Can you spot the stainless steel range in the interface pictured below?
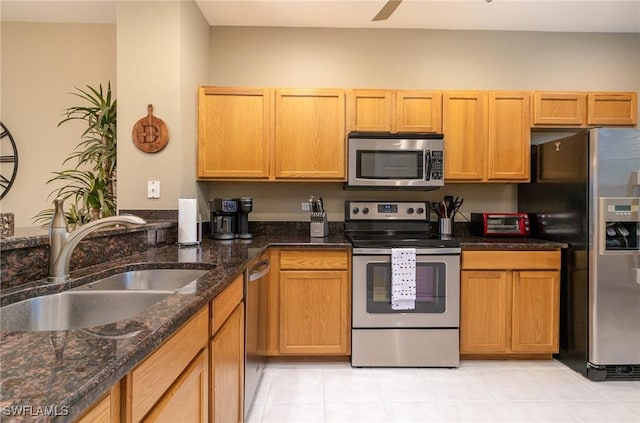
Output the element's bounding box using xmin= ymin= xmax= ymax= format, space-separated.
xmin=345 ymin=201 xmax=461 ymax=368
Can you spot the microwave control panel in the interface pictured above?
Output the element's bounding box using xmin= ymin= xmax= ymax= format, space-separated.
xmin=429 ymin=151 xmax=443 ymax=180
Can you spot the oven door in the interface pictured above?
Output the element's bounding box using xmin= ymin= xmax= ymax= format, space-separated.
xmin=352 ymin=249 xmax=460 ymax=328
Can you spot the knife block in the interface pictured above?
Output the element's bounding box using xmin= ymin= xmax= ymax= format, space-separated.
xmin=310 ymin=212 xmax=329 ymax=238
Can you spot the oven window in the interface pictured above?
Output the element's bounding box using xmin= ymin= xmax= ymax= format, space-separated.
xmin=356 ymin=150 xmax=424 ymax=180
xmin=366 ymin=262 xmax=446 ymax=313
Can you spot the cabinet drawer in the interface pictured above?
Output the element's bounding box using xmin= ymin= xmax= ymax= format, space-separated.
xmin=211 ymin=274 xmax=244 ymax=335
xmin=130 ymin=307 xmax=208 ymax=422
xmin=462 ymin=250 xmax=560 ymax=270
xmin=280 ymin=250 xmax=349 ymax=270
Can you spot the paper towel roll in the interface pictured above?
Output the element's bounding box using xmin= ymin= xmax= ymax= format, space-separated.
xmin=178 ymin=198 xmax=199 ymax=245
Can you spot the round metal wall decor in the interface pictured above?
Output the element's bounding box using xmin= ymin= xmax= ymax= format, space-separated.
xmin=0 ymin=122 xmax=19 ymax=200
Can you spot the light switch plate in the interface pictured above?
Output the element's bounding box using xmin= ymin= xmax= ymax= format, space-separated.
xmin=148 ymin=180 xmax=160 ymax=199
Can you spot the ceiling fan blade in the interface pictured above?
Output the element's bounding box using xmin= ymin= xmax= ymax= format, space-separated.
xmin=372 ymin=0 xmax=402 ymax=21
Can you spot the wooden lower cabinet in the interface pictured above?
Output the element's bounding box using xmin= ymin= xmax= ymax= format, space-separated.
xmin=460 ymin=250 xmax=560 ymax=358
xmin=279 ymin=270 xmax=349 ymax=354
xmin=142 ymin=350 xmax=208 ymax=423
xmin=126 ymin=307 xmax=209 ymax=422
xmin=76 ymin=392 xmax=112 ymax=423
xmin=210 ymin=274 xmax=245 ymax=423
xmin=269 ymin=249 xmax=351 ymax=356
xmin=211 ymin=304 xmax=244 ymax=423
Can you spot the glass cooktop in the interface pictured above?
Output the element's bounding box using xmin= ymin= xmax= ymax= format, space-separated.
xmin=345 ymin=232 xmax=460 ymax=249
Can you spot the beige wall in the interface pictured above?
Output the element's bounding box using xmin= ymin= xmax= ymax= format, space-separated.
xmin=116 ymin=1 xmax=210 ymax=216
xmin=204 ymin=27 xmax=640 ymax=222
xmin=2 ymin=16 xmax=639 ymax=227
xmin=0 ymin=22 xmax=116 ymax=227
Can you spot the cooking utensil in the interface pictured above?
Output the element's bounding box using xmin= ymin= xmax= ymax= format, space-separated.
xmin=132 ymin=104 xmax=169 ymax=153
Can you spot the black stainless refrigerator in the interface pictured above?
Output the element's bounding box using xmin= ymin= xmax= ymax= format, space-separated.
xmin=518 ymin=128 xmax=640 ymax=381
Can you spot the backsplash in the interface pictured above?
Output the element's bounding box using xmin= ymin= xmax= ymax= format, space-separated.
xmin=1 ymin=222 xmax=176 ymax=291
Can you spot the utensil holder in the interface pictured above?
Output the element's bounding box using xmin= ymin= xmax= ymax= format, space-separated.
xmin=439 ymin=217 xmax=453 ymax=236
xmin=310 ymin=212 xmax=329 ymax=238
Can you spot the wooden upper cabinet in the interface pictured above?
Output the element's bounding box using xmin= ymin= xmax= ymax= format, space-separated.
xmin=532 ymin=92 xmax=587 ymax=126
xmin=274 ymin=89 xmax=346 ymax=180
xmin=587 ymin=92 xmax=637 ymax=126
xmin=347 ymin=89 xmax=394 ymax=132
xmin=396 ymin=91 xmax=442 ymax=133
xmin=487 ymin=92 xmax=530 ymax=181
xmin=443 ymin=91 xmax=488 ymax=181
xmin=198 ymin=86 xmax=272 ymax=179
xmin=533 ymin=91 xmax=638 ymax=127
xmin=348 ymin=89 xmax=442 ymax=133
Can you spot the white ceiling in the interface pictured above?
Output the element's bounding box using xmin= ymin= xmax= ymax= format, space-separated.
xmin=2 ymin=0 xmax=639 ymax=33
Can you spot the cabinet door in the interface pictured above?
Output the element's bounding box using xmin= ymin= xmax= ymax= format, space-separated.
xmin=460 ymin=270 xmax=510 ymax=354
xmin=396 ymin=91 xmax=442 ymax=133
xmin=211 ymin=303 xmax=244 ymax=423
xmin=587 ymin=92 xmax=638 ymax=126
xmin=279 ymin=270 xmax=350 ymax=354
xmin=274 ymin=89 xmax=346 ymax=180
xmin=532 ymin=92 xmax=587 ymax=126
xmin=511 ymin=271 xmax=560 ymax=353
xmin=347 ymin=89 xmax=394 ymax=132
xmin=76 ymin=394 xmax=110 ymax=423
xmin=130 ymin=308 xmax=209 ymax=422
xmin=443 ymin=92 xmax=487 ymax=181
xmin=487 ymin=92 xmax=530 ymax=181
xmin=142 ymin=350 xmax=208 ymax=423
xmin=198 ymin=87 xmax=272 ymax=179
xmin=260 ymin=249 xmax=280 ymax=356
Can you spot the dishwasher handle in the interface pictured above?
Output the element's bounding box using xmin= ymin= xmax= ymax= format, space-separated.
xmin=248 ymin=259 xmax=270 ymax=282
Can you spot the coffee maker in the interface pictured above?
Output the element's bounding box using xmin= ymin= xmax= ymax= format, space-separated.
xmin=210 ymin=197 xmax=253 ymax=240
xmin=210 ymin=198 xmax=238 ymax=240
xmin=237 ymin=197 xmax=253 ymax=239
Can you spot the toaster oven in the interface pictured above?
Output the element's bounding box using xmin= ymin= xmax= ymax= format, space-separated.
xmin=470 ymin=213 xmax=530 ymax=237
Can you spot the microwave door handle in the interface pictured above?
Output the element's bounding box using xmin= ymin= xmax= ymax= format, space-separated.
xmin=424 ymin=150 xmax=431 ymax=181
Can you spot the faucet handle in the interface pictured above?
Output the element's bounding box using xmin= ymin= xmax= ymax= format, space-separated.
xmin=50 ymin=197 xmax=68 ymax=230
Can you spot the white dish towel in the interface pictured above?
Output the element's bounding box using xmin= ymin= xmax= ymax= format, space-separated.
xmin=391 ymin=248 xmax=417 ymax=310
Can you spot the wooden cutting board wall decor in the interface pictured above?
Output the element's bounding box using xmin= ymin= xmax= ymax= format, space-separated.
xmin=132 ymin=104 xmax=169 ymax=153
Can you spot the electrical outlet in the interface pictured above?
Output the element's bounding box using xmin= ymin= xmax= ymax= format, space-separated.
xmin=301 ymin=202 xmax=310 ymax=211
xmin=148 ymin=180 xmax=160 ymax=199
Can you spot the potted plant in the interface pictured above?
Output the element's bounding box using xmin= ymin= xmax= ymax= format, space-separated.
xmin=34 ymin=83 xmax=117 ymax=225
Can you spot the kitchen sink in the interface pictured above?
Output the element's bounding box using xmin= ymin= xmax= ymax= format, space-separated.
xmin=0 ymin=290 xmax=172 ymax=332
xmin=0 ymin=269 xmax=211 ymax=332
xmin=74 ymin=269 xmax=209 ymax=292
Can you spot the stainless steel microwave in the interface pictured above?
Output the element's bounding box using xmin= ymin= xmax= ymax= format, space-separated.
xmin=347 ymin=132 xmax=445 ymax=189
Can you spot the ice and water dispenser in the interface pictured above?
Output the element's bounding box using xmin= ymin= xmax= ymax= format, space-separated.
xmin=600 ymin=197 xmax=640 ymax=253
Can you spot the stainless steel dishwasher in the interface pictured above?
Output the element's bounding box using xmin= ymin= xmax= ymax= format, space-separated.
xmin=244 ymin=257 xmax=270 ymax=418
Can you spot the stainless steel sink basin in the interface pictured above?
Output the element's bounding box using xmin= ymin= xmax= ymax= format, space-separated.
xmin=74 ymin=269 xmax=209 ymax=292
xmin=0 ymin=290 xmax=172 ymax=332
xmin=0 ymin=269 xmax=211 ymax=332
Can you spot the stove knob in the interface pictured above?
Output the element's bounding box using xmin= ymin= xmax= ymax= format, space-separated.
xmin=407 ymin=208 xmax=414 ymax=214
xmin=362 ymin=207 xmax=369 ymax=215
xmin=417 ymin=208 xmax=425 ymax=214
xmin=352 ymin=207 xmax=359 ymax=215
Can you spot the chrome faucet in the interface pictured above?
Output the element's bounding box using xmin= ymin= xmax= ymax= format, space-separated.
xmin=48 ymin=198 xmax=147 ymax=283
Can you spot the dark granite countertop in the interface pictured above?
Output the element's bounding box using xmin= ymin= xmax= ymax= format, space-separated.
xmin=457 ymin=235 xmax=567 ymax=250
xmin=0 ymin=233 xmax=349 ymax=422
xmin=0 ymin=227 xmax=563 ymax=422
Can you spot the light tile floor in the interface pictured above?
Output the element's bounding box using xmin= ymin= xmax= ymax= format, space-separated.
xmin=246 ymin=360 xmax=640 ymax=423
